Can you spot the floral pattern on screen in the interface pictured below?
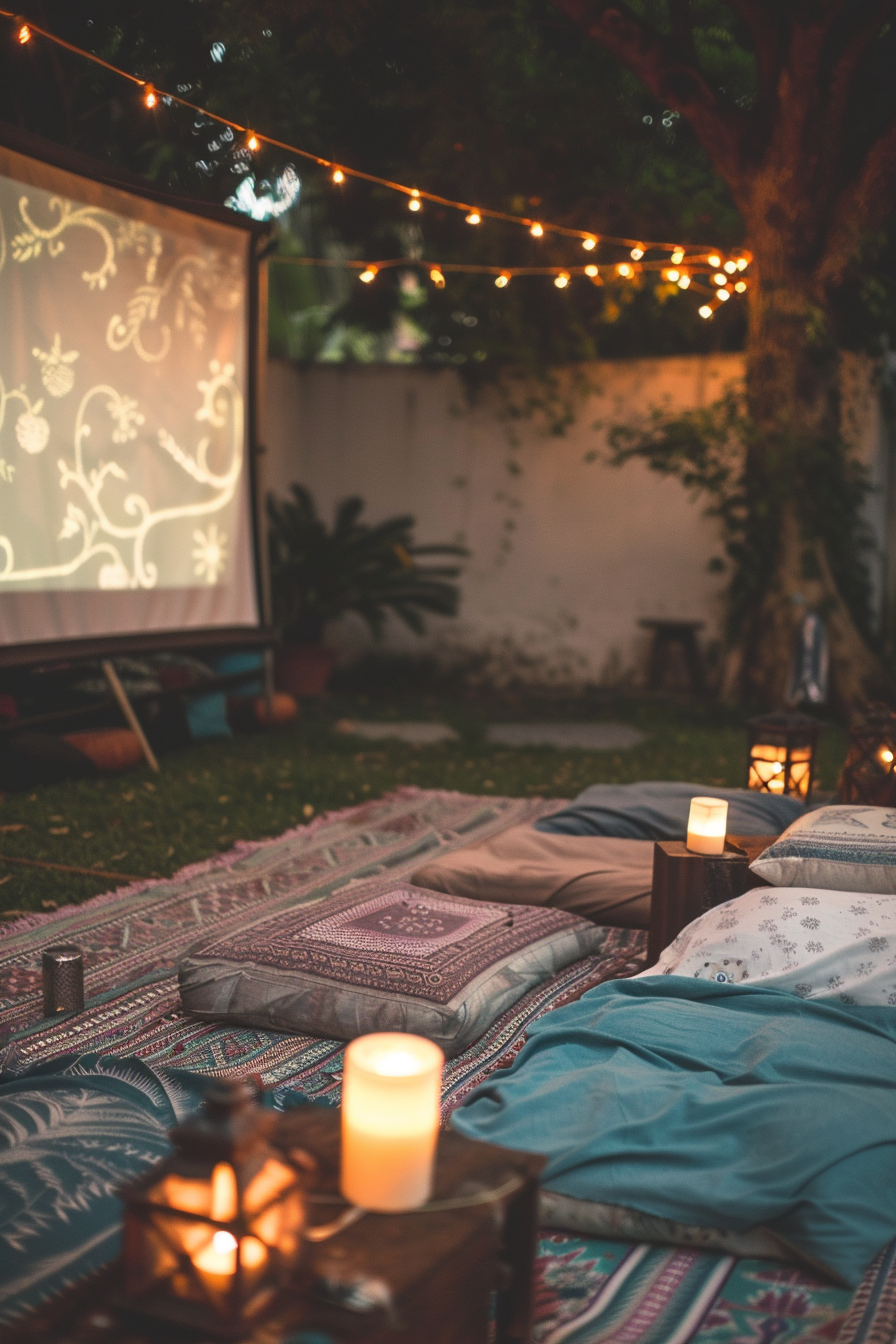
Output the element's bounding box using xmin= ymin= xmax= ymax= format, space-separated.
xmin=0 ymin=149 xmax=248 ymax=593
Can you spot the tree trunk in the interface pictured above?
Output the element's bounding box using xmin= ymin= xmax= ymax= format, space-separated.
xmin=722 ymin=224 xmax=889 ymax=712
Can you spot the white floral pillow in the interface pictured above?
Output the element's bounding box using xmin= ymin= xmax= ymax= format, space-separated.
xmin=642 ymin=886 xmax=896 ymax=1007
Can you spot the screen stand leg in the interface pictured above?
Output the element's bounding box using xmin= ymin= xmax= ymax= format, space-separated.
xmin=263 ymin=645 xmax=275 ymax=719
xmin=101 ymin=659 xmax=160 ymax=774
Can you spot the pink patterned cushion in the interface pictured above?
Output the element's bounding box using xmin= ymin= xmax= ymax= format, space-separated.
xmin=178 ymin=880 xmax=606 ymax=1056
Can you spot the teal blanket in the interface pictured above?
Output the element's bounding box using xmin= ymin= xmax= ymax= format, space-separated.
xmin=451 ymin=978 xmax=896 ymax=1287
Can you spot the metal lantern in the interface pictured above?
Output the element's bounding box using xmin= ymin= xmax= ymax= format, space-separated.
xmin=839 ymin=703 xmax=896 ymax=806
xmin=120 ymin=1077 xmax=314 ymax=1337
xmin=746 ymin=711 xmax=821 ymax=803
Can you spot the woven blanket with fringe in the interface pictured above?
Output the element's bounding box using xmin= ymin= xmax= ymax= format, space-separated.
xmin=1 ymin=789 xmax=894 ymax=1344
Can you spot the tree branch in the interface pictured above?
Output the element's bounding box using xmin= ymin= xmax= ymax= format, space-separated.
xmin=817 ymin=113 xmax=896 ymax=286
xmin=552 ymin=0 xmax=750 ymax=182
xmin=723 ymin=0 xmax=784 ymax=113
xmin=824 ymin=0 xmax=896 ymax=157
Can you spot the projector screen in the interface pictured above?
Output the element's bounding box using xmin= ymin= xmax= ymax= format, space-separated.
xmin=0 ymin=139 xmax=261 ymax=654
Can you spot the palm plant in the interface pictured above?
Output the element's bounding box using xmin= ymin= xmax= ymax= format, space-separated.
xmin=267 ymin=485 xmax=467 ymax=646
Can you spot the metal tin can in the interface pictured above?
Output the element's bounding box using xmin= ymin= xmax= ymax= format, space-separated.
xmin=42 ymin=944 xmax=84 ymax=1016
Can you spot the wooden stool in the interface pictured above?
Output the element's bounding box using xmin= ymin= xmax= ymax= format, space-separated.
xmin=639 ymin=619 xmax=706 ymax=693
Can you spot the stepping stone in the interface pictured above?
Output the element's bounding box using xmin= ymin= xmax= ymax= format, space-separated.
xmin=334 ymin=719 xmax=459 ymax=745
xmin=486 ymin=722 xmax=645 ymax=751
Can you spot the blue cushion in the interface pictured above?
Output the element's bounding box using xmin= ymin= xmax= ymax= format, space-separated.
xmin=185 ymin=690 xmax=232 ymax=740
xmin=535 ymin=781 xmax=804 ymax=840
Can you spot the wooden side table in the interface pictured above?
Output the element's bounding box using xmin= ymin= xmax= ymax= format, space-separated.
xmin=647 ymin=835 xmax=776 ymax=965
xmin=6 ymin=1108 xmax=545 ymax=1344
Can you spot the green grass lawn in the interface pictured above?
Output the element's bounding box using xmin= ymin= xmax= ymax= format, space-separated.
xmin=0 ymin=681 xmax=846 ymax=919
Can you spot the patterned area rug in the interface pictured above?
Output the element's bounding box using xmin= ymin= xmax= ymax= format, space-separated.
xmin=2 ymin=788 xmax=894 ymax=1343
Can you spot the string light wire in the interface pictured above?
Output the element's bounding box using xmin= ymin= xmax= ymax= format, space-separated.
xmin=0 ymin=8 xmax=750 ymax=268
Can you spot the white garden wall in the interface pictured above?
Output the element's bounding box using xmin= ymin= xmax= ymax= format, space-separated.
xmin=262 ymin=353 xmax=889 ymax=686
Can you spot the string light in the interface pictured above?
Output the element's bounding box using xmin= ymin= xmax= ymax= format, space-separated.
xmin=429 ymin=267 xmax=445 ymax=287
xmin=699 ymin=304 xmax=713 ymax=319
xmin=723 ymin=260 xmax=737 ymax=274
xmin=662 ymin=268 xmax=680 ymax=282
xmin=677 ymin=274 xmax=691 ymax=289
xmin=585 ymin=264 xmax=598 ymax=277
xmin=359 ymin=266 xmax=378 ymax=283
xmin=0 ymin=10 xmax=745 ymax=276
xmin=143 ymin=84 xmax=157 ymax=109
xmin=616 ymin=262 xmax=633 ymax=278
xmin=734 ymin=280 xmax=747 ymax=293
xmin=717 ymin=287 xmax=731 ymax=301
xmin=554 ymin=272 xmax=570 ymax=289
xmin=495 ymin=273 xmax=510 ymax=287
xmin=409 ymin=189 xmax=421 ymax=212
xmin=713 ymin=273 xmax=727 ymax=286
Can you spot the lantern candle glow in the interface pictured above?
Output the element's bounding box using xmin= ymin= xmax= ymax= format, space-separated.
xmin=341 ymin=1033 xmax=443 ymax=1212
xmin=686 ymin=797 xmax=729 ymax=854
xmin=746 ymin=713 xmax=820 ymax=802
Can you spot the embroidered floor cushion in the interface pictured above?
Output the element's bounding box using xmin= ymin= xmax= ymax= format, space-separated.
xmin=749 ymin=805 xmax=896 ymax=894
xmin=642 ymin=885 xmax=896 ymax=1006
xmin=178 ymin=880 xmax=606 ymax=1057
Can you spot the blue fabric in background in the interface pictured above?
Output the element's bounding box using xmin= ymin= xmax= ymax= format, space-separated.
xmin=535 ymin=781 xmax=805 ymax=839
xmin=451 ymin=977 xmax=896 ymax=1287
xmin=184 ymin=690 xmax=231 ymax=740
xmin=214 ymin=650 xmax=265 ymax=697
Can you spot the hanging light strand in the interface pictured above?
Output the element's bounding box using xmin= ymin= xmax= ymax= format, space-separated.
xmin=0 ymin=8 xmax=750 ymax=269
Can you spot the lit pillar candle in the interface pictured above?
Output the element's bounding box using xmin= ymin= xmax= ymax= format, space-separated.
xmin=341 ymin=1033 xmax=443 ymax=1212
xmin=686 ymin=797 xmax=728 ymax=855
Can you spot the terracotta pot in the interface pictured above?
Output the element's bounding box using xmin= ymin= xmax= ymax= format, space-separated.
xmin=275 ymin=644 xmax=335 ymax=697
xmin=63 ymin=728 xmax=143 ymax=773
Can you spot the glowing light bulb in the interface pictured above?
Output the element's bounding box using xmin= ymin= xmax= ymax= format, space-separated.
xmin=530 ymin=222 xmax=544 ymax=237
xmin=554 ymin=272 xmax=570 ymax=289
xmin=429 ymin=267 xmax=445 ymax=288
xmin=699 ymin=304 xmax=713 ymax=319
xmin=677 ymin=274 xmax=691 ymax=289
xmin=465 ymin=211 xmax=481 ymax=225
xmin=359 ymin=266 xmax=378 ymax=283
xmin=736 ymin=257 xmax=748 ymax=270
xmin=582 ymin=237 xmax=597 ymax=251
xmin=708 ymin=254 xmax=721 ymax=267
xmin=724 ymin=260 xmax=737 ymax=274
xmin=713 ymin=273 xmax=727 ymax=286
xmin=143 ymin=84 xmax=158 ymax=109
xmin=408 ymin=198 xmax=421 ymax=212
xmin=494 ymin=273 xmax=510 ymax=288
xmin=671 ymin=248 xmax=685 ymax=264
xmin=880 ymin=748 xmax=894 ymax=765
xmin=662 ymin=268 xmax=680 ymax=282
xmin=332 ymin=168 xmax=345 ymax=183
xmin=247 ymin=133 xmax=259 ymax=151
xmin=734 ymin=280 xmax=747 ymax=293
xmin=718 ymin=287 xmax=731 ymax=300
xmin=616 ymin=262 xmax=632 ymax=278
xmin=585 ymin=264 xmax=598 ymax=277
xmin=630 ymin=246 xmax=644 ymax=260
xmin=17 ymin=22 xmax=32 ymax=43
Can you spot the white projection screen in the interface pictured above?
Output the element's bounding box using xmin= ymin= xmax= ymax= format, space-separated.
xmin=0 ymin=136 xmax=264 ymax=660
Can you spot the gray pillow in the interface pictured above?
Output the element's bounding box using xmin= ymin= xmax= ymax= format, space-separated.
xmin=751 ymin=805 xmax=896 ymax=894
xmin=536 ymin=781 xmax=804 ymax=840
xmin=178 ymin=881 xmax=606 ymax=1058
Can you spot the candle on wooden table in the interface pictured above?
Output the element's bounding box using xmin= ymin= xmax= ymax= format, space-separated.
xmin=341 ymin=1033 xmax=443 ymax=1212
xmin=686 ymin=797 xmax=728 ymax=855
